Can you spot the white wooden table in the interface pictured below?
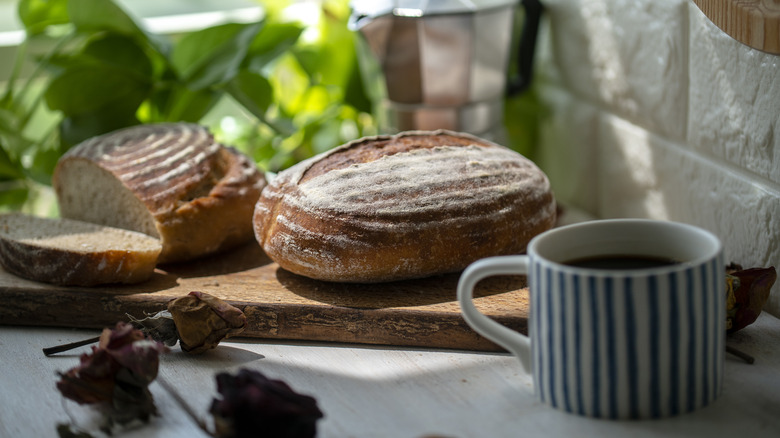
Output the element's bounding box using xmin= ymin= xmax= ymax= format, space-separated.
xmin=2 ymin=312 xmax=779 ymax=438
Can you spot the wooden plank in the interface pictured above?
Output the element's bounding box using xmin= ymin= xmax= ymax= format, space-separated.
xmin=0 ymin=242 xmax=528 ymax=351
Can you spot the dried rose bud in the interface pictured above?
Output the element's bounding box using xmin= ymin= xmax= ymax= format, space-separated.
xmin=210 ymin=369 xmax=324 ymax=438
xmin=56 ymin=322 xmax=168 ymax=425
xmin=726 ymin=266 xmax=776 ymax=333
xmin=167 ymin=291 xmax=246 ymax=354
xmin=57 ymin=347 xmax=118 ymax=405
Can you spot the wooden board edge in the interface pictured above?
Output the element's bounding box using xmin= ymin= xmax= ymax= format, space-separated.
xmin=0 ymin=287 xmax=525 ymax=352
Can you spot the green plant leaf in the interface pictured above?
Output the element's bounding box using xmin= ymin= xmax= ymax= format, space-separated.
xmin=246 ymin=22 xmax=303 ymax=71
xmin=160 ymin=86 xmax=221 ymax=123
xmin=45 ymin=62 xmax=148 ymax=146
xmin=45 ymin=65 xmax=149 ymax=117
xmin=225 ymin=71 xmax=272 ymax=122
xmin=172 ymin=22 xmax=263 ymax=90
xmin=67 ymin=0 xmax=170 ymax=69
xmin=44 ymin=34 xmax=154 ymax=86
xmin=58 ymin=111 xmax=139 ymax=149
xmin=81 ymin=34 xmax=154 ymax=79
xmin=268 ymin=53 xmax=310 ymax=116
xmin=0 ymin=107 xmax=19 ymax=136
xmin=0 ymin=182 xmax=29 ymax=212
xmin=18 ymin=0 xmax=69 ymax=35
xmin=68 ymin=0 xmax=144 ymax=38
xmin=0 ymin=144 xmax=25 ymax=180
xmin=295 ymin=9 xmax=352 ymax=88
xmin=311 ymin=117 xmax=343 ymax=155
xmin=0 ymin=108 xmax=33 ymax=168
xmin=24 ymin=136 xmax=62 ymax=185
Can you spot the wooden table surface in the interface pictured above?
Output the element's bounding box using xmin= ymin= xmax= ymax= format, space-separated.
xmin=2 ymin=311 xmax=780 ymax=438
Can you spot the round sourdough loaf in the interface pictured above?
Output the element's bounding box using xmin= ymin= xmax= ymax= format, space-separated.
xmin=53 ymin=123 xmax=266 ymax=263
xmin=0 ymin=213 xmax=161 ymax=286
xmin=253 ymin=130 xmax=556 ymax=283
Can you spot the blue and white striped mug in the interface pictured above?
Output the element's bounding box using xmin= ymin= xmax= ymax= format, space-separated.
xmin=457 ymin=219 xmax=725 ymax=419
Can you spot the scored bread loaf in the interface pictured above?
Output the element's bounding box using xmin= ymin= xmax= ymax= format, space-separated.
xmin=253 ymin=130 xmax=556 ymax=283
xmin=0 ymin=213 xmax=162 ymax=286
xmin=53 ymin=123 xmax=266 ymax=264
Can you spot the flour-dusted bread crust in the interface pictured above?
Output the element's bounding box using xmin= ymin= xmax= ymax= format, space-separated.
xmin=53 ymin=123 xmax=266 ymax=263
xmin=0 ymin=213 xmax=162 ymax=286
xmin=254 ymin=130 xmax=556 ymax=283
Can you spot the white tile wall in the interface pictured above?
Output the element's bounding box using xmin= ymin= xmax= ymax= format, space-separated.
xmin=688 ymin=3 xmax=780 ymax=184
xmin=540 ymin=0 xmax=689 ymax=141
xmin=533 ymin=0 xmax=780 ymax=316
xmin=535 ymin=86 xmax=599 ymax=214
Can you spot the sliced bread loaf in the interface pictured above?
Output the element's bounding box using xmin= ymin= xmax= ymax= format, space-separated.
xmin=0 ymin=213 xmax=162 ymax=286
xmin=53 ymin=123 xmax=267 ymax=263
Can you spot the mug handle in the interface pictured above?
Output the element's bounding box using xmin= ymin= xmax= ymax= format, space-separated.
xmin=457 ymin=255 xmax=532 ymax=374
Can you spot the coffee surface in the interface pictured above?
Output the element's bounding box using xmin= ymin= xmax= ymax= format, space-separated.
xmin=563 ymin=254 xmax=679 ymax=270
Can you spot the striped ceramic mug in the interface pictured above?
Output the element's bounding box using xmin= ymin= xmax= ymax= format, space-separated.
xmin=457 ymin=219 xmax=725 ymax=419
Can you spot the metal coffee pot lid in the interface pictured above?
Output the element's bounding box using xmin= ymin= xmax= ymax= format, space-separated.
xmin=350 ymin=0 xmax=517 ymax=20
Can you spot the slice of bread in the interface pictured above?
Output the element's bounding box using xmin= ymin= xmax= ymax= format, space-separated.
xmin=0 ymin=213 xmax=162 ymax=286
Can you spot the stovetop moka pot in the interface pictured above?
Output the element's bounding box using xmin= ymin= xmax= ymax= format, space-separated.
xmin=350 ymin=0 xmax=542 ymax=139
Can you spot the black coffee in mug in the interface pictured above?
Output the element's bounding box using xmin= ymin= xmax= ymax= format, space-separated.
xmin=563 ymin=254 xmax=680 ymax=270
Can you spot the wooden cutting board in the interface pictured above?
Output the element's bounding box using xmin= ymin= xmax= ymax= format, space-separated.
xmin=0 ymin=242 xmax=529 ymax=352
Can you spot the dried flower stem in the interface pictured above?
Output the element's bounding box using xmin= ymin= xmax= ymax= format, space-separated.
xmin=43 ymin=336 xmax=100 ymax=356
xmin=726 ymin=345 xmax=755 ymax=364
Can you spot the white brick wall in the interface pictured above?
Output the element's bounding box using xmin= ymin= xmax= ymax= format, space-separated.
xmin=531 ymin=0 xmax=780 ymax=316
